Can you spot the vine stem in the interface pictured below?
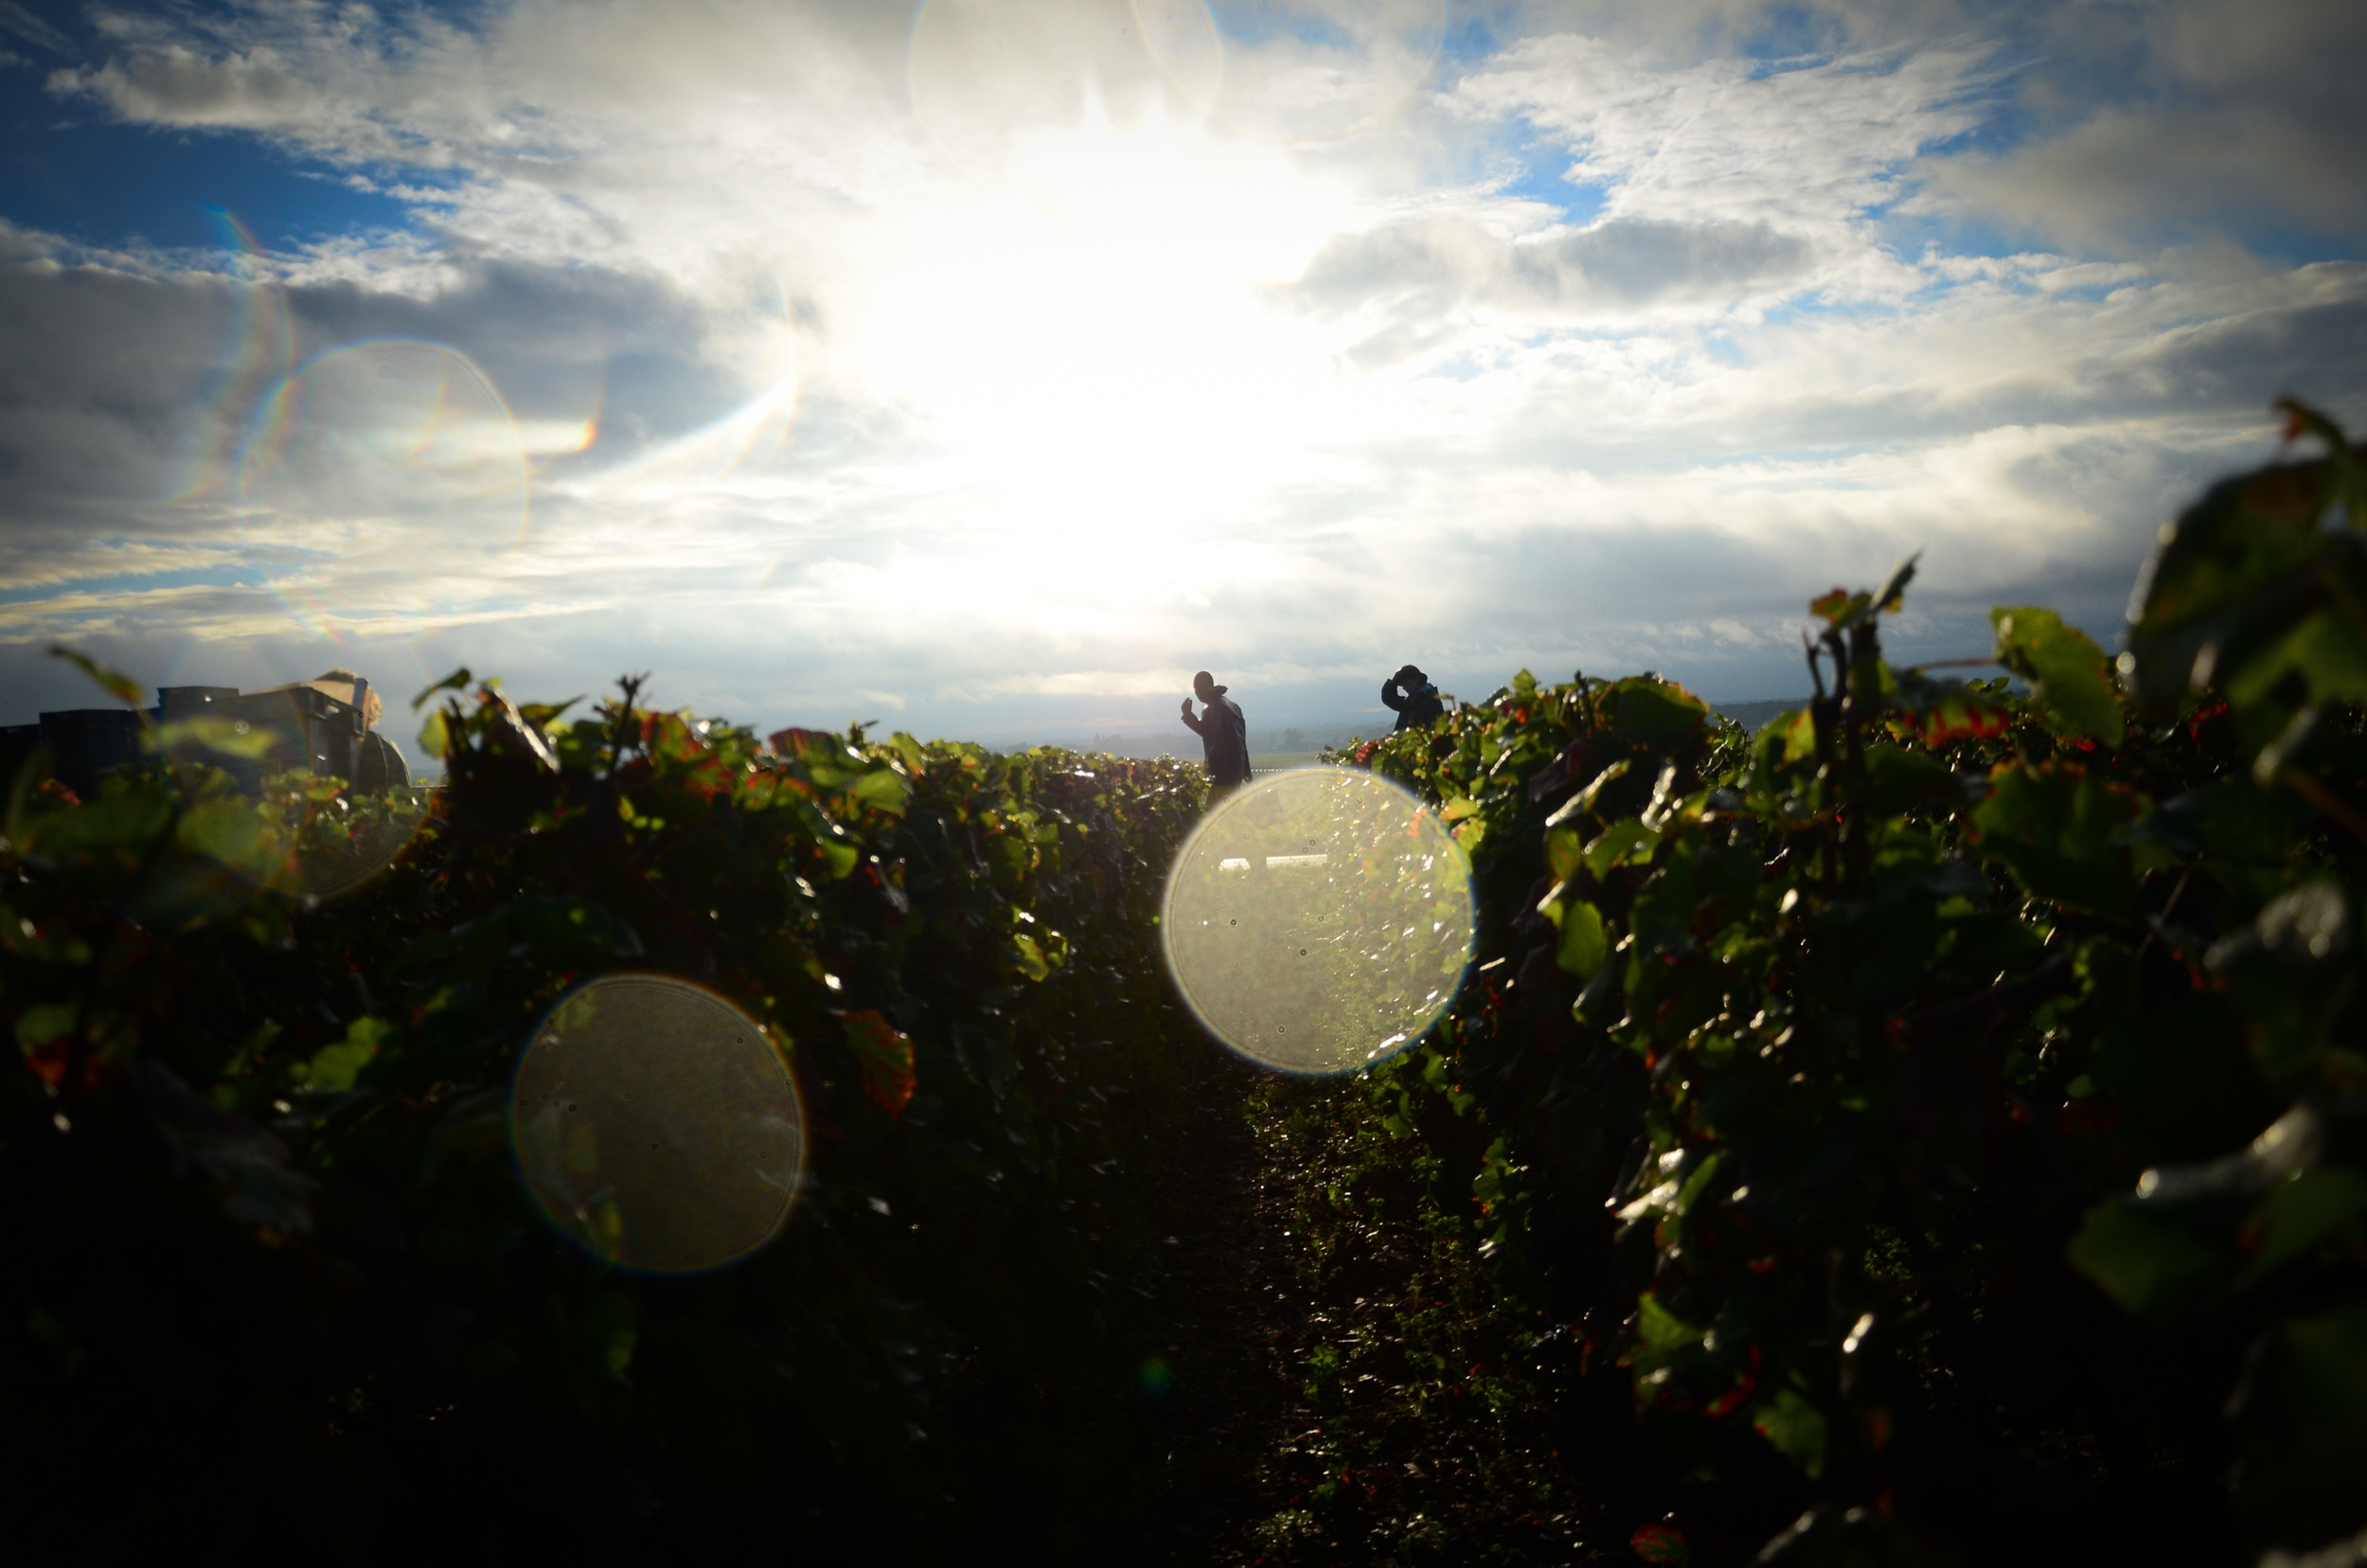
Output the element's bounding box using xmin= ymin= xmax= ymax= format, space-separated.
xmin=2281 ymin=767 xmax=2367 ymax=845
xmin=2133 ymin=868 xmax=2194 ymax=963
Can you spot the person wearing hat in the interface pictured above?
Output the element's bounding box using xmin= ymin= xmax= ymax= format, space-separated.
xmin=1381 ymin=665 xmax=1445 ymax=733
xmin=1181 ymin=670 xmax=1252 ymax=804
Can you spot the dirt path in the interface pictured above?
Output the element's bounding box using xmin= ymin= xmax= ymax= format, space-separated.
xmin=1095 ymin=1025 xmax=1592 ymax=1566
xmin=1112 ymin=1038 xmax=1296 ymax=1563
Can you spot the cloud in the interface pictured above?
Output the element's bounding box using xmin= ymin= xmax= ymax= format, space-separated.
xmin=0 ymin=0 xmax=71 ymax=57
xmin=1928 ymin=0 xmax=2367 ymax=249
xmin=1453 ymin=29 xmax=1999 ymax=232
xmin=1292 ymin=214 xmax=1816 ymax=320
xmin=1 ymin=0 xmax=2360 ymax=740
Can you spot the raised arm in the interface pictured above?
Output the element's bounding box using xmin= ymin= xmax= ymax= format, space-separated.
xmin=1379 ymin=679 xmax=1407 ymax=711
xmin=1178 ymin=701 xmax=1208 ymax=736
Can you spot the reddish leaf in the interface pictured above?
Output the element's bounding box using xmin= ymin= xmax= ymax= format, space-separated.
xmin=1892 ymin=669 xmax=2013 ymax=746
xmin=1808 ymin=588 xmax=1857 ymax=625
xmin=23 ymin=1037 xmax=72 ymax=1089
xmin=1910 ymin=695 xmax=2011 ymax=747
xmin=640 ymin=712 xmax=706 ymax=764
xmin=769 ymin=726 xmax=833 ymax=760
xmin=1630 ymin=1522 xmax=1689 ymax=1563
xmin=1864 ymin=1407 xmax=1895 ymax=1452
xmin=845 ymin=1009 xmax=915 ymax=1118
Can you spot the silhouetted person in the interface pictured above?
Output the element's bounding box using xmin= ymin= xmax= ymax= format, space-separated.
xmin=1181 ymin=670 xmax=1251 ymax=804
xmin=1381 ymin=665 xmax=1444 ymax=733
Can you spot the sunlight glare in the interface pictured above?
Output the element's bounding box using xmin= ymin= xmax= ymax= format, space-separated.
xmin=865 ymin=100 xmax=1348 ymax=567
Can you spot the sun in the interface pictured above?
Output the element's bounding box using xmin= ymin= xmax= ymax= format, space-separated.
xmin=858 ymin=78 xmax=1352 ymax=558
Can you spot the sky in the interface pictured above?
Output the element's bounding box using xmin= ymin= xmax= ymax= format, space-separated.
xmin=1 ymin=0 xmax=2361 ymax=746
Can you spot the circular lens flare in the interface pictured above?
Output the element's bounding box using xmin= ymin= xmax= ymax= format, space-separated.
xmin=1162 ymin=770 xmax=1474 ymax=1074
xmin=511 ymin=975 xmax=807 ymax=1274
xmin=159 ymin=682 xmax=430 ymax=905
xmin=239 ymin=340 xmax=532 ymax=537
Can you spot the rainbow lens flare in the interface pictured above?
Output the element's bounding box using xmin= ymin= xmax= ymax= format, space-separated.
xmin=511 ymin=975 xmax=807 ymax=1274
xmin=1162 ymin=770 xmax=1474 ymax=1075
xmin=238 ymin=338 xmax=535 ymax=546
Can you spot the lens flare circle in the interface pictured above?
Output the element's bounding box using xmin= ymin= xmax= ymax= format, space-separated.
xmin=283 ymin=785 xmax=432 ymax=901
xmin=158 ymin=681 xmax=431 ymax=905
xmin=238 ymin=338 xmax=533 ymax=543
xmin=511 ymin=975 xmax=806 ymax=1274
xmin=1162 ymin=770 xmax=1474 ymax=1075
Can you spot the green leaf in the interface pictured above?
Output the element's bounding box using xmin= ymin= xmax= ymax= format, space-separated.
xmin=1969 ymin=761 xmax=2147 ymax=918
xmin=1751 ymin=1386 xmax=1828 ymax=1479
xmin=2124 ymin=462 xmax=2333 ymax=720
xmin=1874 ymin=553 xmax=1918 ymax=613
xmin=1991 ymin=607 xmax=2127 ymax=745
xmin=2274 ymin=1302 xmax=2367 ymax=1474
xmin=1585 ymin=818 xmax=1657 ymax=880
xmin=2224 ymin=608 xmax=2367 ymax=717
xmin=2067 ymin=1202 xmax=2229 ymax=1318
xmin=47 ymin=645 xmax=145 ymax=707
xmin=1860 ymin=744 xmax=1962 ymax=817
xmin=1761 ymin=709 xmax=1816 ymax=766
xmin=151 ymin=715 xmax=277 ymax=761
xmin=17 ymin=779 xmax=175 ymax=868
xmin=516 ymin=696 xmax=583 ymax=729
xmin=288 ymin=1016 xmax=396 ymax=1093
xmin=1555 ymin=899 xmax=1608 ymax=979
xmin=1012 ymin=929 xmax=1052 ymax=982
xmin=846 ymin=766 xmax=911 ymax=816
xmin=411 ymin=668 xmax=472 ymax=711
xmin=131 ymin=1058 xmax=316 ymax=1236
xmin=2121 ymin=776 xmax=2305 ymax=899
xmin=1605 ymin=677 xmax=1709 ymax=750
xmin=1572 ymin=757 xmax=1631 ymax=815
xmin=577 ymin=1289 xmax=640 ymax=1380
xmin=417 ymin=709 xmax=452 ymax=760
xmin=2133 ymin=465 xmax=2327 ymax=637
xmin=15 ymin=1002 xmax=76 ymax=1059
xmin=1544 ymin=824 xmax=1584 ymax=884
xmin=1632 ymin=1292 xmax=1705 ymax=1370
xmin=1674 ymin=1149 xmax=1725 ymax=1217
xmin=2243 ymin=1168 xmax=2367 ymax=1283
xmin=1630 ymin=841 xmax=1757 ymax=955
xmin=178 ymin=795 xmax=294 ymax=889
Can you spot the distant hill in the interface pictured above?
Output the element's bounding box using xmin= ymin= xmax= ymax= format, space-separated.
xmin=1710 ymin=699 xmax=1805 ymax=733
xmin=1074 ymin=703 xmax=1808 ymax=760
xmin=1088 ymin=725 xmax=1370 ymax=761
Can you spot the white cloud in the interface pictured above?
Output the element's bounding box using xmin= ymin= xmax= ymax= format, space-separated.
xmin=1 ymin=0 xmax=2360 ymax=739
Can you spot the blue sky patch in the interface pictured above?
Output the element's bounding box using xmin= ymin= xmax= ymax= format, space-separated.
xmin=1 ymin=72 xmax=421 ymax=252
